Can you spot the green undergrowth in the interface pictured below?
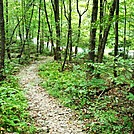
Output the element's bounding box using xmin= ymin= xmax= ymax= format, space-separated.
xmin=0 ymin=60 xmax=36 ymax=133
xmin=38 ymin=59 xmax=134 ymax=134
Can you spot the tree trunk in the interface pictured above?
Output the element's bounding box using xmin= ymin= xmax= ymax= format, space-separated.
xmin=40 ymin=11 xmax=44 ymax=54
xmin=25 ymin=4 xmax=34 ymax=58
xmin=97 ymin=0 xmax=104 ymax=61
xmin=60 ymin=0 xmax=63 ymax=42
xmin=61 ymin=24 xmax=70 ymax=71
xmin=68 ymin=0 xmax=72 ymax=61
xmin=0 ymin=0 xmax=5 ymax=80
xmin=98 ymin=0 xmax=116 ymax=63
xmin=37 ymin=0 xmax=41 ymax=55
xmin=62 ymin=0 xmax=72 ymax=70
xmin=51 ymin=0 xmax=61 ymax=60
xmin=5 ymin=0 xmax=11 ymax=60
xmin=75 ymin=0 xmax=90 ymax=55
xmin=89 ymin=0 xmax=98 ymax=63
xmin=43 ymin=0 xmax=56 ymax=59
xmin=114 ymin=0 xmax=119 ymax=77
xmin=123 ymin=0 xmax=126 ymax=59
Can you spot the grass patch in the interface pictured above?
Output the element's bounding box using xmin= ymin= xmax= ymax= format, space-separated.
xmin=38 ymin=59 xmax=134 ymax=134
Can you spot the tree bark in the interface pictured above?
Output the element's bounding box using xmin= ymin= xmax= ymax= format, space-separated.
xmin=68 ymin=0 xmax=72 ymax=61
xmin=51 ymin=0 xmax=61 ymax=60
xmin=97 ymin=0 xmax=104 ymax=61
xmin=40 ymin=11 xmax=44 ymax=54
xmin=123 ymin=0 xmax=126 ymax=59
xmin=37 ymin=0 xmax=41 ymax=55
xmin=5 ymin=0 xmax=11 ymax=60
xmin=0 ymin=0 xmax=5 ymax=80
xmin=114 ymin=0 xmax=119 ymax=77
xmin=98 ymin=0 xmax=116 ymax=63
xmin=89 ymin=0 xmax=98 ymax=63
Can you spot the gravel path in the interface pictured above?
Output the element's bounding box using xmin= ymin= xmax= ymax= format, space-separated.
xmin=17 ymin=57 xmax=86 ymax=134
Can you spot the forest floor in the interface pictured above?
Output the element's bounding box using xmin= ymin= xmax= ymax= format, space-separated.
xmin=17 ymin=56 xmax=85 ymax=134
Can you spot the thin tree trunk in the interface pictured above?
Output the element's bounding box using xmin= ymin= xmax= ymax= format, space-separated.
xmin=16 ymin=16 xmax=23 ymax=62
xmin=43 ymin=0 xmax=56 ymax=59
xmin=21 ymin=0 xmax=25 ymax=51
xmin=97 ymin=0 xmax=104 ymax=61
xmin=61 ymin=0 xmax=72 ymax=70
xmin=123 ymin=0 xmax=126 ymax=59
xmin=89 ymin=0 xmax=98 ymax=63
xmin=40 ymin=11 xmax=44 ymax=54
xmin=61 ymin=24 xmax=70 ymax=71
xmin=5 ymin=0 xmax=11 ymax=60
xmin=17 ymin=0 xmax=26 ymax=62
xmin=98 ymin=0 xmax=116 ymax=63
xmin=114 ymin=0 xmax=119 ymax=77
xmin=51 ymin=0 xmax=61 ymax=60
xmin=0 ymin=0 xmax=5 ymax=80
xmin=37 ymin=0 xmax=41 ymax=55
xmin=68 ymin=0 xmax=72 ymax=61
xmin=60 ymin=0 xmax=63 ymax=41
xmin=25 ymin=4 xmax=34 ymax=57
xmin=75 ymin=0 xmax=90 ymax=55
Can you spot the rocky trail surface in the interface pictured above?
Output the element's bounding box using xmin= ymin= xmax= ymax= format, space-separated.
xmin=17 ymin=57 xmax=86 ymax=134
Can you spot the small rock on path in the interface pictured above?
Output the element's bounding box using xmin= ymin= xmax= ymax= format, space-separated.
xmin=17 ymin=57 xmax=86 ymax=134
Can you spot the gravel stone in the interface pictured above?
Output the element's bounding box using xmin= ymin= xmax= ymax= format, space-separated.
xmin=17 ymin=57 xmax=86 ymax=134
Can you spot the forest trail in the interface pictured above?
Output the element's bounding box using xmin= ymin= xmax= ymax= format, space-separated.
xmin=17 ymin=57 xmax=85 ymax=134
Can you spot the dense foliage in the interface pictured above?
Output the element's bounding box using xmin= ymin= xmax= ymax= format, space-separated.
xmin=39 ymin=57 xmax=134 ymax=133
xmin=0 ymin=61 xmax=35 ymax=133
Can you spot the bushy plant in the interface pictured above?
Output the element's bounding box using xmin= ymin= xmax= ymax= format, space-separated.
xmin=0 ymin=60 xmax=36 ymax=133
xmin=0 ymin=77 xmax=36 ymax=133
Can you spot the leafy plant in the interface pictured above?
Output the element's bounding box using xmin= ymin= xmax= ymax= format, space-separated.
xmin=39 ymin=60 xmax=134 ymax=133
xmin=0 ymin=60 xmax=36 ymax=133
xmin=0 ymin=77 xmax=36 ymax=133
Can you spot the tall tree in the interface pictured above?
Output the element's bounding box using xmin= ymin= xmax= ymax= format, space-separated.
xmin=97 ymin=0 xmax=104 ymax=61
xmin=98 ymin=0 xmax=116 ymax=63
xmin=123 ymin=0 xmax=126 ymax=59
xmin=5 ymin=0 xmax=11 ymax=59
xmin=0 ymin=0 xmax=5 ymax=80
xmin=40 ymin=10 xmax=45 ymax=54
xmin=113 ymin=0 xmax=119 ymax=77
xmin=61 ymin=0 xmax=73 ymax=70
xmin=16 ymin=0 xmax=26 ymax=61
xmin=75 ymin=0 xmax=90 ymax=55
xmin=37 ymin=0 xmax=41 ymax=55
xmin=68 ymin=0 xmax=72 ymax=61
xmin=89 ymin=0 xmax=98 ymax=63
xmin=25 ymin=3 xmax=35 ymax=57
xmin=51 ymin=0 xmax=61 ymax=60
xmin=43 ymin=0 xmax=56 ymax=58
